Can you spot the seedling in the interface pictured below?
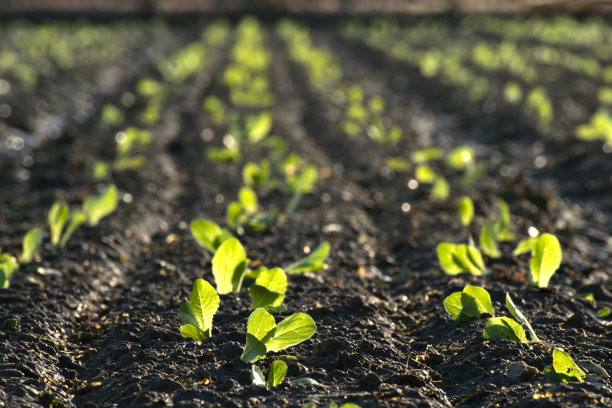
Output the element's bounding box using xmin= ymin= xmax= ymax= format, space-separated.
xmin=246 ymin=112 xmax=273 ymax=144
xmin=415 ymin=164 xmax=436 ymax=183
xmin=100 ymin=104 xmax=124 ymax=129
xmin=179 ymin=279 xmax=220 ymax=341
xmin=114 ymin=128 xmax=151 ymax=171
xmin=190 ymin=219 xmax=233 ymax=252
xmin=446 ymin=146 xmax=475 ymax=172
xmin=248 ymin=267 xmax=287 ymax=311
xmin=251 ymin=360 xmax=288 ymax=388
xmin=544 ymin=348 xmax=585 ymax=383
xmin=410 ymin=148 xmax=443 ymax=163
xmin=83 ymin=185 xmax=119 ymax=226
xmin=458 ymin=196 xmax=474 ymax=226
xmin=430 ymin=176 xmax=449 ymax=201
xmin=480 ymin=219 xmax=500 ymax=258
xmin=513 ymin=236 xmax=538 ymax=256
xmin=241 ymin=308 xmax=317 ymax=363
xmin=444 ymin=285 xmax=494 ymax=322
xmin=48 ymin=202 xmax=85 ymax=248
xmin=21 ymin=227 xmax=42 ymax=264
xmin=202 ymin=96 xmax=226 ymax=125
xmin=0 ymin=252 xmax=19 ymax=289
xmin=283 ymin=157 xmax=319 ymax=213
xmin=285 ymin=241 xmax=330 ymax=275
xmin=226 ymin=187 xmax=275 ymax=232
xmin=529 ymin=233 xmax=562 ymax=288
xmin=506 ymin=294 xmax=539 ymax=343
xmin=242 ymin=160 xmax=275 ymax=189
xmin=212 ymin=238 xmax=249 ymax=295
xmin=483 ymin=293 xmax=538 ymax=343
xmin=437 ymin=242 xmax=486 ymax=275
xmin=495 ymin=199 xmax=515 ymax=242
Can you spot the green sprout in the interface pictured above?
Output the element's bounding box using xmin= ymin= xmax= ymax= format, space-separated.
xmin=242 ymin=159 xmax=275 ymax=189
xmin=249 ymin=267 xmax=287 ymax=312
xmin=114 ymin=128 xmax=151 ymax=171
xmin=48 ymin=201 xmax=85 ymax=248
xmin=251 ymin=360 xmax=288 ymax=388
xmin=529 ymin=233 xmax=562 ymax=288
xmin=179 ymin=279 xmax=220 ymax=341
xmin=20 ymin=227 xmax=42 ymax=264
xmin=444 ymin=285 xmax=494 ymax=322
xmin=483 ymin=294 xmax=538 ymax=344
xmin=241 ymin=308 xmax=317 ymax=363
xmin=285 ymin=241 xmax=330 ymax=275
xmin=437 ymin=242 xmax=486 ymax=276
xmin=458 ymin=196 xmax=474 ymax=227
xmin=480 ymin=219 xmax=501 ymax=258
xmin=83 ymin=185 xmax=119 ymax=226
xmin=495 ymin=199 xmax=515 ymax=241
xmin=544 ymin=348 xmax=586 ymax=383
xmin=100 ymin=104 xmax=124 ymax=129
xmin=212 ymin=238 xmax=249 ymax=295
xmin=190 ymin=219 xmax=234 ymax=253
xmin=246 ymin=112 xmax=273 ymax=144
xmin=0 ymin=252 xmax=19 ymax=289
xmin=226 ymin=187 xmax=275 ymax=232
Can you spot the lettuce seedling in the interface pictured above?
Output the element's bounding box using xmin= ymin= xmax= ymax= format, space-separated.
xmin=241 ymin=308 xmax=317 ymax=363
xmin=48 ymin=201 xmax=69 ymax=246
xmin=495 ymin=199 xmax=515 ymax=241
xmin=437 ymin=242 xmax=486 ymax=275
xmin=410 ymin=148 xmax=443 ymax=163
xmin=513 ymin=236 xmax=538 ymax=256
xmin=506 ymin=294 xmax=539 ymax=343
xmin=114 ymin=128 xmax=151 ymax=171
xmin=529 ymin=233 xmax=562 ymax=288
xmin=179 ymin=279 xmax=220 ymax=341
xmin=430 ymin=176 xmax=449 ymax=201
xmin=251 ymin=360 xmax=288 ymax=388
xmin=458 ymin=196 xmax=474 ymax=227
xmin=249 ymin=267 xmax=287 ymax=311
xmin=190 ymin=219 xmax=233 ymax=252
xmin=0 ymin=252 xmax=19 ymax=289
xmin=415 ymin=164 xmax=436 ymax=183
xmin=444 ymin=285 xmax=494 ymax=322
xmin=243 ymin=160 xmax=275 ymax=189
xmin=544 ymin=348 xmax=586 ymax=383
xmin=212 ymin=238 xmax=249 ymax=295
xmin=202 ymin=95 xmax=226 ymax=125
xmin=59 ymin=212 xmax=86 ymax=248
xmin=480 ymin=219 xmax=500 ymax=258
xmin=285 ymin=241 xmax=330 ymax=275
xmin=227 ymin=187 xmax=275 ymax=232
xmin=446 ymin=146 xmax=475 ymax=171
xmin=83 ymin=185 xmax=119 ymax=226
xmin=483 ymin=317 xmax=528 ymax=343
xmin=284 ymin=164 xmax=319 ymax=213
xmin=246 ymin=112 xmax=272 ymax=144
xmin=21 ymin=227 xmax=42 ymax=264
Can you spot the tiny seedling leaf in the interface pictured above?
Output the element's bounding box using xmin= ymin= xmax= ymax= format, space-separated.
xmin=480 ymin=219 xmax=501 ymax=258
xmin=551 ymin=348 xmax=586 ymax=383
xmin=59 ymin=212 xmax=86 ymax=248
xmin=83 ymin=185 xmax=119 ymax=226
xmin=191 ymin=219 xmax=233 ymax=252
xmin=529 ymin=233 xmax=562 ymax=288
xmin=21 ymin=228 xmax=42 ymax=264
xmin=242 ymin=333 xmax=268 ymax=364
xmin=505 ymin=293 xmax=539 ymax=343
xmin=446 ymin=146 xmax=475 ymax=171
xmin=495 ymin=199 xmax=515 ymax=241
xmin=48 ymin=201 xmax=69 ymax=246
xmin=458 ymin=196 xmax=474 ymax=226
xmin=290 ymin=377 xmax=320 ymax=386
xmin=415 ymin=164 xmax=436 ymax=184
xmin=212 ymin=238 xmax=249 ymax=295
xmin=247 ymin=112 xmax=272 ymax=144
xmin=239 ymin=187 xmax=258 ymax=214
xmin=444 ymin=285 xmax=494 ymax=322
xmin=430 ymin=176 xmax=449 ymax=201
xmin=249 ymin=267 xmax=287 ymax=310
xmin=264 ymin=313 xmax=317 ymax=353
xmin=285 ymin=242 xmax=330 ymax=275
xmin=513 ymin=237 xmax=538 ymax=256
xmin=251 ymin=365 xmax=266 ymax=387
xmin=483 ymin=317 xmax=528 ymax=343
xmin=179 ymin=279 xmax=219 ymax=341
xmin=438 ymin=243 xmax=486 ymax=276
xmin=0 ymin=253 xmax=19 ymax=289
xmin=410 ymin=148 xmax=443 ymax=163
xmin=267 ymin=360 xmax=288 ymax=387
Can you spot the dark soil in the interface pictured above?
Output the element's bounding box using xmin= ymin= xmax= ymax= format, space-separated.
xmin=1 ymin=17 xmax=611 ymax=408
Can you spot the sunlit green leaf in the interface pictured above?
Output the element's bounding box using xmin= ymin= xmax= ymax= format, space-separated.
xmin=458 ymin=196 xmax=474 ymax=227
xmin=212 ymin=238 xmax=249 ymax=294
xmin=21 ymin=228 xmax=42 ymax=264
xmin=529 ymin=233 xmax=562 ymax=288
xmin=285 ymin=242 xmax=330 ymax=275
xmin=267 ymin=360 xmax=288 ymax=387
xmin=480 ymin=219 xmax=500 ymax=258
xmin=83 ymin=185 xmax=119 ymax=226
xmin=483 ymin=317 xmax=528 ymax=343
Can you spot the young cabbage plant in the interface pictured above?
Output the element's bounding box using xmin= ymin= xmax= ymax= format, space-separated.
xmin=190 ymin=219 xmax=234 ymax=252
xmin=513 ymin=236 xmax=539 ymax=256
xmin=251 ymin=360 xmax=288 ymax=388
xmin=226 ymin=187 xmax=275 ymax=232
xmin=544 ymin=348 xmax=586 ymax=383
xmin=414 ymin=164 xmax=436 ymax=184
xmin=0 ymin=252 xmax=19 ymax=289
xmin=212 ymin=238 xmax=249 ymax=295
xmin=437 ymin=242 xmax=486 ymax=276
xmin=21 ymin=227 xmax=42 ymax=264
xmin=483 ymin=317 xmax=528 ymax=343
xmin=241 ymin=308 xmax=317 ymax=363
xmin=495 ymin=199 xmax=515 ymax=242
xmin=284 ymin=165 xmax=319 ymax=213
xmin=480 ymin=219 xmax=501 ymax=258
xmin=243 ymin=160 xmax=275 ymax=189
xmin=83 ymin=185 xmax=119 ymax=226
xmin=179 ymin=279 xmax=220 ymax=341
xmin=506 ymin=294 xmax=539 ymax=343
xmin=246 ymin=112 xmax=273 ymax=144
xmin=285 ymin=241 xmax=330 ymax=275
xmin=248 ymin=267 xmax=287 ymax=312
xmin=458 ymin=196 xmax=474 ymax=227
xmin=114 ymin=128 xmax=151 ymax=171
xmin=444 ymin=285 xmax=494 ymax=322
xmin=529 ymin=233 xmax=562 ymax=288
xmin=48 ymin=202 xmax=86 ymax=248
xmin=410 ymin=148 xmax=443 ymax=163
xmin=430 ymin=176 xmax=449 ymax=201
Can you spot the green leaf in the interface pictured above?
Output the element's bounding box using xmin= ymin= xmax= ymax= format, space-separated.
xmin=458 ymin=196 xmax=474 ymax=226
xmin=189 ymin=279 xmax=220 ymax=336
xmin=267 ymin=360 xmax=288 ymax=387
xmin=430 ymin=176 xmax=449 ymax=201
xmin=437 ymin=243 xmax=464 ymax=275
xmin=0 ymin=253 xmax=19 ymax=289
xmin=415 ymin=164 xmax=436 ymax=184
xmin=226 ymin=202 xmax=243 ymax=229
xmin=443 ymin=292 xmax=463 ymax=319
xmin=180 ymin=324 xmax=204 ymax=341
xmin=462 ymin=285 xmax=495 ymax=314
xmin=212 ymin=238 xmax=249 ymax=294
xmin=289 ymin=166 xmax=318 ymax=194
xmin=242 ymin=333 xmax=268 ymax=363
xmin=483 ymin=317 xmax=528 ymax=343
xmin=249 ymin=267 xmax=287 ymax=310
xmin=290 ymin=377 xmax=319 ymax=386
xmin=597 ymin=307 xmax=611 ymax=318
xmin=505 ymin=293 xmax=539 ymax=343
xmin=446 ymin=146 xmax=475 ymax=171
xmin=48 ymin=201 xmax=69 ymax=246
xmin=410 ymin=148 xmax=443 ymax=163
xmin=247 ymin=112 xmax=272 ymax=144
xmin=243 ymin=160 xmax=271 ymax=188
xmin=190 ymin=219 xmax=233 ymax=252
xmin=552 ymin=348 xmax=585 ymax=382
xmin=529 ymin=233 xmax=562 ymax=288
xmin=21 ymin=228 xmax=42 ymax=264
xmin=239 ymin=187 xmax=258 ymax=214
xmin=83 ymin=185 xmax=119 ymax=226
xmin=513 ymin=237 xmax=538 ymax=256
xmin=59 ymin=212 xmax=86 ymax=248
xmin=251 ymin=365 xmax=266 ymax=387
xmin=265 ymin=313 xmax=317 ymax=353
xmin=285 ymin=242 xmax=330 ymax=275
xmin=480 ymin=219 xmax=501 ymax=258
xmin=247 ymin=308 xmax=277 ymax=341
xmin=495 ymin=199 xmax=515 ymax=241
xmin=444 ymin=285 xmax=494 ymax=322
xmin=439 ymin=243 xmax=486 ymax=276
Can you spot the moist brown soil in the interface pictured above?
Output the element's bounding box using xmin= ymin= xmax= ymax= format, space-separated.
xmin=1 ymin=17 xmax=611 ymax=408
